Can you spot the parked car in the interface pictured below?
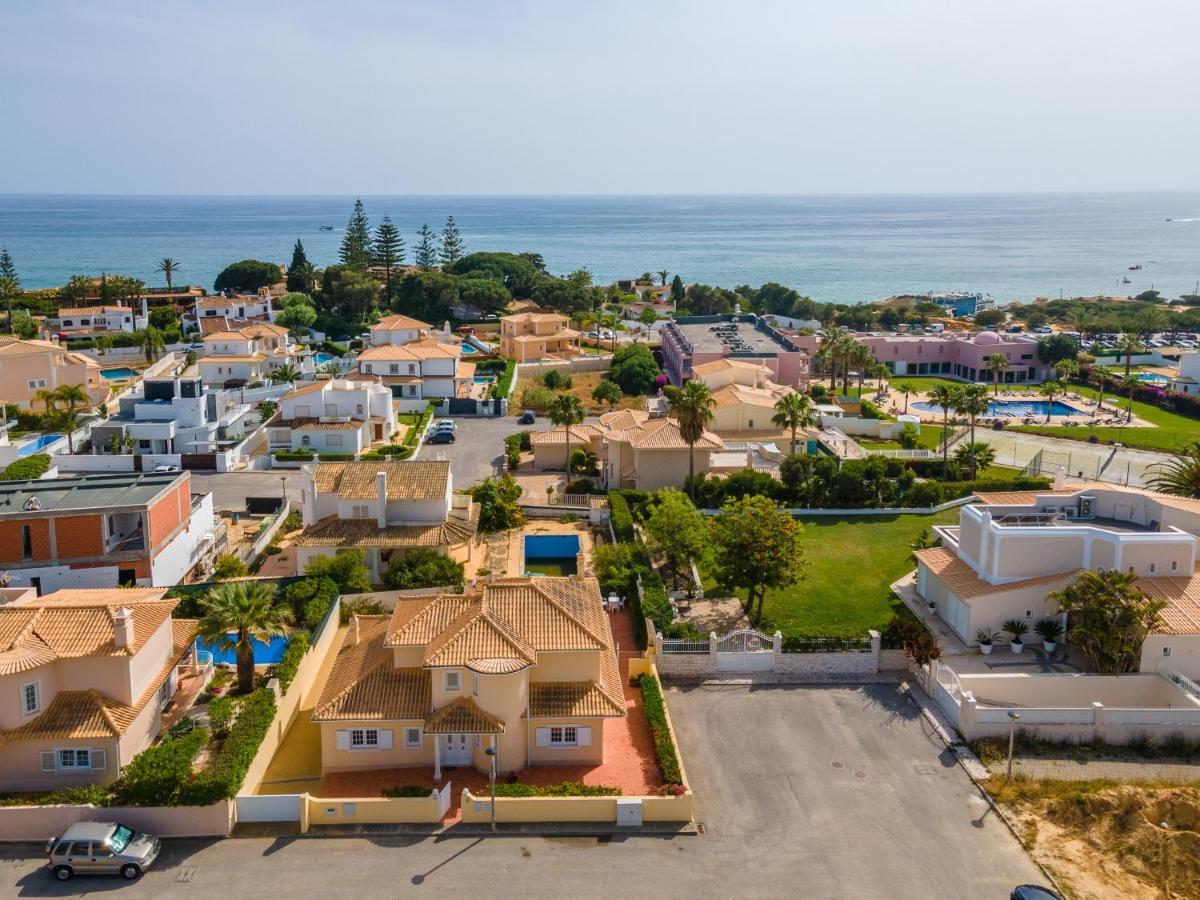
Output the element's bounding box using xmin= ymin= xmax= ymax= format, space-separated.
xmin=46 ymin=822 xmax=160 ymax=881
xmin=1034 ymin=325 xmax=1053 ymax=334
xmin=427 ymin=430 xmax=456 ymax=444
xmin=433 ymin=420 xmax=457 ymax=432
xmin=153 ymin=464 xmax=180 ymax=473
xmin=1010 ymin=886 xmax=1063 ymax=900
xmin=518 ymin=410 xmax=536 ymax=424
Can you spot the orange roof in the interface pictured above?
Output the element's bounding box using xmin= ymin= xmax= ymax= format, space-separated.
xmin=599 ymin=409 xmax=649 ymax=431
xmin=691 ymin=358 xmax=770 ymax=376
xmin=424 ymin=696 xmax=504 ymax=734
xmin=58 ymin=305 xmax=133 ymax=317
xmin=313 ymin=460 xmax=450 ymax=500
xmin=295 ymin=514 xmax=476 ymax=550
xmin=913 ymin=547 xmax=1075 ymax=600
xmin=1135 ymin=569 xmax=1200 ymax=635
xmin=627 ymin=417 xmax=723 ymax=451
xmin=373 ymin=314 xmax=431 ymax=331
xmin=529 ymin=424 xmax=604 ymax=446
xmin=310 ymin=617 xmax=432 ymax=722
xmin=502 ymin=312 xmax=569 ymax=324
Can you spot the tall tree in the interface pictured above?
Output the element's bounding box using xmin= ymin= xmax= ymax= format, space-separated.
xmin=643 ymin=489 xmax=709 ymax=591
xmin=665 ymin=380 xmax=716 ymax=503
xmin=0 ymin=247 xmax=19 ymax=334
xmin=414 ymin=224 xmax=439 ymax=271
xmin=547 ymin=394 xmax=586 ymax=477
xmin=657 ymin=269 xmax=670 ymax=286
xmin=287 ymin=240 xmax=314 ymax=293
xmin=339 ymin=198 xmax=373 ymax=269
xmin=139 ymin=326 xmax=165 ymax=363
xmin=157 ymin=257 xmax=180 ymax=291
xmin=1036 ymin=378 xmax=1065 ymax=423
xmin=53 ymin=384 xmax=89 ymax=453
xmin=927 ymin=384 xmax=961 ymax=479
xmin=1115 ymin=331 xmax=1144 ymax=381
xmin=1048 ymin=570 xmax=1164 ymax=674
xmin=985 ymin=353 xmax=1009 ymax=395
xmin=771 ymin=391 xmax=817 ymax=455
xmin=710 ymin=494 xmax=806 ymax=626
xmin=372 ymin=216 xmax=405 ymax=301
xmin=956 ymin=384 xmax=991 ymax=479
xmin=199 ymin=581 xmax=292 ymax=693
xmin=670 ymin=274 xmax=685 ymax=305
xmin=439 ymin=216 xmax=464 ymax=267
xmin=1090 ymin=364 xmax=1112 ymax=419
xmin=1147 ymin=442 xmax=1200 ymax=499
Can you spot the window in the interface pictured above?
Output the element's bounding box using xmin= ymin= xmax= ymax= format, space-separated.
xmin=405 ymin=727 xmax=422 ymax=748
xmin=1163 ymin=646 xmax=1173 ymax=657
xmin=1172 ymin=560 xmax=1179 ymax=572
xmin=340 ymin=727 xmax=391 ymax=750
xmin=1150 ymin=563 xmax=1157 ymax=574
xmin=390 ymin=364 xmax=400 ymax=375
xmin=408 ymin=364 xmax=417 ymax=375
xmin=352 ymin=505 xmax=369 ymax=519
xmin=158 ymin=677 xmax=172 ymax=710
xmin=444 ymin=671 xmax=461 ymax=692
xmin=301 ymin=435 xmax=311 ymax=446
xmin=58 ymin=748 xmax=92 ymax=769
xmin=326 ymin=434 xmax=343 ymax=447
xmin=472 ymin=674 xmax=479 ymax=696
xmin=355 ymin=404 xmax=364 ymax=415
xmin=548 ymin=726 xmax=578 ymax=746
xmin=363 ymin=364 xmax=373 ymax=374
xmin=20 ymin=525 xmax=32 ymax=560
xmin=408 ymin=385 xmax=418 ymax=397
xmin=22 ymin=681 xmax=41 ymax=717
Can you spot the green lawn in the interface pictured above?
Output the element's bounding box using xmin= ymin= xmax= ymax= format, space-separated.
xmin=858 ymin=424 xmax=945 ymax=451
xmin=702 ymin=510 xmax=959 ymax=638
xmin=1012 ymin=395 xmax=1200 ymax=453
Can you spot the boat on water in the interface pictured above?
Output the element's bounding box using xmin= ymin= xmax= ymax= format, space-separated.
xmin=1121 ymin=276 xmax=1131 ymax=284
xmin=319 ymin=225 xmax=334 ymax=231
xmin=1129 ymin=264 xmax=1143 ymax=270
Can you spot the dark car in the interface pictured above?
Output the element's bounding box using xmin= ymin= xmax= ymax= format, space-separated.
xmin=427 ymin=430 xmax=456 ymax=444
xmin=1011 ymin=886 xmax=1063 ymax=900
xmin=518 ymin=410 xmax=536 ymax=424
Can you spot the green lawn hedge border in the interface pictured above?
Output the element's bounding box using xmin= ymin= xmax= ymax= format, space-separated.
xmin=638 ymin=673 xmax=684 ymax=787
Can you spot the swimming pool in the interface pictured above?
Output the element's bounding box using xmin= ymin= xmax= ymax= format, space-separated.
xmin=912 ymin=399 xmax=1082 ymax=418
xmin=1136 ymin=372 xmax=1169 ymax=384
xmin=100 ymin=367 xmax=136 ymax=380
xmin=472 ymin=375 xmax=496 ymax=384
xmin=18 ymin=433 xmax=64 ymax=456
xmin=196 ymin=633 xmax=292 ymax=665
xmin=461 ymin=344 xmax=478 ymax=355
xmin=313 ymin=352 xmax=335 ymax=365
xmin=523 ymin=534 xmax=580 ymax=577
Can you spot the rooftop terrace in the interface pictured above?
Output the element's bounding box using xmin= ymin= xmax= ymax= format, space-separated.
xmin=0 ymin=472 xmax=186 ymax=515
xmin=669 ymin=316 xmax=802 ymax=355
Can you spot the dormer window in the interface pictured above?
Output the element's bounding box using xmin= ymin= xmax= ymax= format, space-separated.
xmin=444 ymin=671 xmax=461 ymax=692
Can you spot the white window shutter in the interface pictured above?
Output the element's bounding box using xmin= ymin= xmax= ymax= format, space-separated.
xmin=535 ymin=727 xmax=550 ymax=747
xmin=378 ymin=729 xmax=393 ymax=749
xmin=577 ymin=727 xmax=592 ymax=748
xmin=40 ymin=751 xmax=56 ymax=772
xmin=91 ymin=749 xmax=107 ymax=771
xmin=336 ymin=730 xmax=350 ymax=750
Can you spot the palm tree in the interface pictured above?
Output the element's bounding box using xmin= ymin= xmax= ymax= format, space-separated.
xmin=34 ymin=388 xmax=59 ymax=416
xmin=198 ymin=581 xmax=292 ymax=694
xmin=547 ymin=394 xmax=585 ymax=477
xmin=657 ymin=270 xmax=670 ymax=286
xmin=1147 ymin=442 xmax=1200 ymax=498
xmin=665 ymin=380 xmax=715 ymax=503
xmin=272 ymin=363 xmax=300 ymax=386
xmin=771 ymin=392 xmax=818 ymax=456
xmin=927 ymin=384 xmax=961 ymax=479
xmin=256 ymin=399 xmax=278 ymax=422
xmin=139 ymin=325 xmax=165 ymax=363
xmin=851 ymin=342 xmax=876 ymax=396
xmin=1115 ymin=332 xmax=1144 ymax=381
xmin=894 ymin=381 xmax=914 ymax=414
xmin=1119 ymin=375 xmax=1140 ymax=424
xmin=985 ymin=353 xmax=1009 ymax=395
xmin=157 ymin=258 xmax=180 ymax=292
xmin=956 ymin=384 xmax=990 ymax=479
xmin=1037 ymin=379 xmax=1065 ymax=423
xmin=819 ymin=325 xmax=850 ymax=391
xmin=1090 ymin=365 xmax=1112 ymax=419
xmin=955 ymin=442 xmax=996 ymax=474
xmin=1055 ymin=358 xmax=1079 ymax=384
xmin=53 ymin=384 xmax=89 ymax=453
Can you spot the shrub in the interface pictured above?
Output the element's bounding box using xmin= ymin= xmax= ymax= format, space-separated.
xmin=213 ymin=554 xmax=249 ymax=580
xmin=0 ymin=453 xmax=51 ymax=481
xmin=609 ymin=492 xmax=635 ymax=542
xmin=518 ymin=430 xmax=532 ymax=451
xmin=608 ymin=344 xmax=660 ymax=395
xmin=113 ymin=728 xmax=210 ymax=807
xmin=282 ymin=511 xmax=303 ymax=532
xmin=274 ymin=449 xmax=315 ymax=462
xmin=341 ymin=596 xmax=386 ymax=622
xmin=493 ymin=358 xmax=517 ymax=398
xmin=207 ymin=696 xmax=233 ymax=735
xmin=0 ymin=783 xmax=111 ymax=808
xmin=541 ymin=368 xmax=573 ymax=390
xmin=939 ymin=476 xmax=1053 ymax=501
xmin=493 ymin=782 xmax=621 ymax=797
xmin=503 ymin=432 xmax=522 ymax=469
xmin=904 ymin=480 xmax=944 ymax=508
xmin=565 ymin=477 xmax=597 ymax=494
xmin=178 ymin=688 xmax=276 ymax=804
xmin=383 ymin=548 xmax=465 ymax=591
xmin=382 ymin=785 xmax=432 ymax=798
xmin=320 ymin=340 xmax=347 ymax=357
xmin=519 ymin=385 xmax=556 ymax=412
xmin=638 ymin=674 xmax=684 ymax=787
xmin=304 ymin=549 xmax=371 ymax=593
xmin=470 ymin=476 xmax=524 ymax=532
xmin=273 ymin=632 xmax=311 ymax=692
xmin=281 ymin=576 xmax=339 ymax=629
xmin=317 ymin=452 xmax=356 ymax=461
xmin=639 ymin=568 xmax=673 ymax=636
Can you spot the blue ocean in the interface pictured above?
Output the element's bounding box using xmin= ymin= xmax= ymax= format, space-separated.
xmin=1 ymin=193 xmax=1197 ymax=303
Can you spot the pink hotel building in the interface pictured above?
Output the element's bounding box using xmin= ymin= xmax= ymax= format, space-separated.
xmin=659 ymin=316 xmax=812 ymax=390
xmin=857 ymin=331 xmax=1055 ymax=384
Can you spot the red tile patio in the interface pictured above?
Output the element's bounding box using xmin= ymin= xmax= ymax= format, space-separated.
xmin=315 ymin=606 xmax=663 ymax=822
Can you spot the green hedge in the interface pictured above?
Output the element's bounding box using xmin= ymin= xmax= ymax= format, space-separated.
xmin=113 ymin=728 xmax=210 ymax=807
xmin=317 ymin=452 xmax=355 ymax=461
xmin=638 ymin=674 xmax=683 ymax=787
xmin=0 ymin=453 xmax=51 ymax=481
xmin=503 ymin=432 xmax=522 ymax=468
xmin=274 ymin=449 xmax=315 ymax=461
xmin=0 ymin=784 xmax=110 ymax=807
xmin=492 ymin=358 xmax=517 ymax=398
xmin=280 ymin=576 xmax=339 ymax=630
xmin=178 ymin=688 xmax=276 ymax=804
xmin=493 ymin=782 xmax=622 ymax=797
xmin=320 ymin=340 xmax=348 ymax=357
xmin=382 ymin=785 xmax=431 ymax=798
xmin=941 ymin=476 xmax=1053 ymax=501
xmin=609 ymin=492 xmax=635 ymax=542
xmin=274 ymin=632 xmax=311 ymax=692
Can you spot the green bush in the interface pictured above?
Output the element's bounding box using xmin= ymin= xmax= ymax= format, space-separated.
xmin=940 ymin=476 xmax=1053 ymax=501
xmin=317 ymin=452 xmax=356 ymax=461
xmin=493 ymin=358 xmax=517 ymax=398
xmin=207 ymin=696 xmax=233 ymax=734
xmin=213 ymin=554 xmax=249 ymax=580
xmin=904 ymin=480 xmax=944 ymax=508
xmin=638 ymin=674 xmax=684 ymax=786
xmin=492 ymin=782 xmax=621 ymax=797
xmin=383 ymin=547 xmax=464 ymax=591
xmin=519 ymin=385 xmax=556 ymax=412
xmin=281 ymin=576 xmax=340 ymax=629
xmin=503 ymin=432 xmax=522 ymax=469
xmin=274 ymin=449 xmax=315 ymax=462
xmin=609 ymin=492 xmax=635 ymax=542
xmin=0 ymin=453 xmax=51 ymax=481
xmin=282 ymin=511 xmax=303 ymax=532
xmin=320 ymin=340 xmax=348 ymax=357
xmin=179 ymin=688 xmax=276 ymax=804
xmin=273 ymin=632 xmax=311 ymax=692
xmin=639 ymin=568 xmax=672 ymax=636
xmin=541 ymin=368 xmax=573 ymax=390
xmin=113 ymin=728 xmax=210 ymax=807
xmin=0 ymin=783 xmax=111 ymax=807
xmin=382 ymin=785 xmax=432 ymax=798
xmin=304 ymin=549 xmax=371 ymax=593
xmin=518 ymin=430 xmax=532 ymax=451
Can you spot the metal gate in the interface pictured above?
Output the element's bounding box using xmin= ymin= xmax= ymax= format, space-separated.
xmin=235 ymin=793 xmax=302 ymax=823
xmin=715 ymin=629 xmax=774 ymax=672
xmin=180 ymin=452 xmax=218 ymax=470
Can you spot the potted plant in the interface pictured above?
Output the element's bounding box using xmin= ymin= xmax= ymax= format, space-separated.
xmin=1003 ymin=619 xmax=1029 ymax=654
xmin=975 ymin=628 xmax=998 ymax=655
xmin=1034 ymin=618 xmax=1064 ymax=653
xmin=926 ymin=597 xmax=937 ymax=614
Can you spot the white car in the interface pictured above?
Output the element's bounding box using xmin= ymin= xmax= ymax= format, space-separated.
xmin=153 ymin=465 xmax=180 ymax=473
xmin=432 ymin=420 xmax=457 ymax=432
xmin=1034 ymin=325 xmax=1053 ymax=334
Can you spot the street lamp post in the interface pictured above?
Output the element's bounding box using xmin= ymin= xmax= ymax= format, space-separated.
xmin=485 ymin=745 xmax=497 ymax=832
xmin=1006 ymin=710 xmax=1021 ymax=779
xmin=280 ymin=476 xmax=287 ymax=515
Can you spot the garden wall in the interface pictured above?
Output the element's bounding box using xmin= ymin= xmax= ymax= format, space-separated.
xmin=0 ymin=801 xmax=233 ymax=842
xmin=656 ymin=630 xmax=883 ymax=680
xmin=304 ymin=789 xmax=448 ymax=829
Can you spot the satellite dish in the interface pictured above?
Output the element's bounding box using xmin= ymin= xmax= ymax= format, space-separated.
xmin=22 ymin=497 xmax=41 ymax=511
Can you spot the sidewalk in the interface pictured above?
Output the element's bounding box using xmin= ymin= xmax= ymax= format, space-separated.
xmin=986 ymin=756 xmax=1200 ymax=782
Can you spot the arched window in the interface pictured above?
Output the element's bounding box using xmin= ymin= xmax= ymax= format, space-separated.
xmin=301 ymin=435 xmax=311 ymax=447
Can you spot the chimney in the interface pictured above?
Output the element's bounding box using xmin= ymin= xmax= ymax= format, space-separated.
xmin=376 ymin=470 xmax=388 ymax=528
xmin=113 ymin=607 xmax=135 ymax=649
xmin=351 ymin=615 xmax=360 ymax=645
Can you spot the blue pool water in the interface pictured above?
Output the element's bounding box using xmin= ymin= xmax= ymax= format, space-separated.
xmin=461 ymin=344 xmax=478 ymax=355
xmin=912 ymin=399 xmax=1082 ymax=418
xmin=523 ymin=534 xmax=580 ymax=577
xmin=1136 ymin=372 xmax=1169 ymax=384
xmin=472 ymin=375 xmax=496 ymax=384
xmin=100 ymin=367 xmax=136 ymax=380
xmin=196 ymin=633 xmax=292 ymax=665
xmin=18 ymin=433 xmax=63 ymax=456
xmin=313 ymin=352 xmax=334 ymax=365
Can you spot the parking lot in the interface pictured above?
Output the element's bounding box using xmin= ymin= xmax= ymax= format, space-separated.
xmin=415 ymin=415 xmax=530 ymax=487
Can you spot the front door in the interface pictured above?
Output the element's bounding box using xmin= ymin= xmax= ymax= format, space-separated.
xmin=443 ymin=733 xmax=471 ymax=765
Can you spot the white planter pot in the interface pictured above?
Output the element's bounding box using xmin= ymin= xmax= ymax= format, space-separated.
xmin=1043 ymin=641 xmax=1057 ymax=653
xmin=1010 ymin=640 xmax=1024 ymax=654
xmin=926 ymin=603 xmax=937 ymax=614
xmin=980 ymin=643 xmax=993 ymax=655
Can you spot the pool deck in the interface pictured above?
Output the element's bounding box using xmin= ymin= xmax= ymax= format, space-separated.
xmin=887 ymin=386 xmax=1153 ymax=428
xmin=505 ymin=519 xmax=593 ymax=578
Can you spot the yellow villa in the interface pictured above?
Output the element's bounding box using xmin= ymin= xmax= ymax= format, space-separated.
xmin=499 ymin=313 xmax=580 ymax=362
xmin=0 ymin=336 xmax=108 ymax=408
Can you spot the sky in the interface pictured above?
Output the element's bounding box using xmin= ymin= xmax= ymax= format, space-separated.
xmin=2 ymin=0 xmax=1199 ymax=195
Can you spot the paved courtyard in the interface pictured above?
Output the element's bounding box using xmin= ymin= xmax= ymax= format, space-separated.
xmin=415 ymin=416 xmax=529 ymax=487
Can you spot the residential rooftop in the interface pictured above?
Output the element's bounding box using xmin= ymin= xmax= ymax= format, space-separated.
xmin=0 ymin=472 xmax=187 ymax=515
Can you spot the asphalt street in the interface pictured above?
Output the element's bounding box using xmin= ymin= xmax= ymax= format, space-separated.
xmin=415 ymin=415 xmax=531 ymax=487
xmin=0 ymin=683 xmax=1046 ymax=899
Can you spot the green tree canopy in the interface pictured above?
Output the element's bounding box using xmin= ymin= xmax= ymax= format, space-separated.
xmin=1036 ymin=333 xmax=1080 ymax=366
xmin=447 ymin=252 xmax=541 ymax=297
xmin=372 ymin=216 xmax=405 ymax=298
xmin=287 ymin=240 xmax=311 ymax=293
xmin=214 ymin=259 xmax=281 ymax=293
xmin=439 ymin=216 xmax=464 ymax=267
xmin=304 ymin=549 xmax=371 ymax=593
xmin=643 ymin=489 xmax=709 ymax=591
xmin=199 ymin=581 xmax=292 ymax=693
xmin=321 ymin=264 xmax=380 ymax=327
xmin=1048 ymin=570 xmax=1165 ymax=673
xmin=608 ymin=343 xmax=660 ymax=395
xmin=591 ymin=379 xmax=623 ymax=408
xmin=339 ymin=198 xmax=373 ymax=270
xmin=414 ymin=224 xmax=439 ymax=270
xmin=383 ymin=548 xmax=465 ymax=591
xmin=710 ymin=495 xmax=806 ymax=626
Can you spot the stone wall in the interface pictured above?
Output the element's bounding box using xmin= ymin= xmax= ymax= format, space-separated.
xmin=656 ymin=630 xmax=886 ymax=681
xmin=878 ymin=649 xmax=911 ymax=671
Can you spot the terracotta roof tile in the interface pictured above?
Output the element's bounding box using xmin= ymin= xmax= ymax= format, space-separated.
xmin=1135 ymin=568 xmax=1200 ymax=636
xmin=311 ymin=617 xmax=432 ymax=722
xmin=527 ymin=678 xmax=625 ymax=718
xmin=627 ymin=418 xmax=723 ymax=451
xmin=913 ymin=547 xmax=1075 ymax=600
xmin=373 ymin=314 xmax=432 ymax=330
xmin=273 ymin=417 xmax=363 ymax=431
xmin=313 ymin=460 xmax=450 ymax=500
xmin=424 ymin=696 xmax=504 ymax=734
xmin=294 ymin=514 xmax=476 ymax=550
xmin=529 ymin=424 xmax=604 ymax=446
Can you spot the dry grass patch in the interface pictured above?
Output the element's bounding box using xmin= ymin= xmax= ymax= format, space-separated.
xmin=511 ymin=369 xmax=644 ymax=415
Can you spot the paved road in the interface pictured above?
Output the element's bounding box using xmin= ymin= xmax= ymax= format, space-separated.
xmin=415 ymin=416 xmax=529 ymax=488
xmin=0 ymin=683 xmax=1045 ymax=899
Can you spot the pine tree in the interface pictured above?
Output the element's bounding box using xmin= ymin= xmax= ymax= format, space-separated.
xmin=339 ymin=198 xmax=373 ymax=269
xmin=670 ymin=274 xmax=685 ymax=304
xmin=0 ymin=247 xmax=19 ymax=335
xmin=414 ymin=224 xmax=439 ymax=271
xmin=372 ymin=217 xmax=405 ymax=300
xmin=439 ymin=216 xmax=464 ymax=267
xmin=286 ymin=240 xmax=311 ymax=292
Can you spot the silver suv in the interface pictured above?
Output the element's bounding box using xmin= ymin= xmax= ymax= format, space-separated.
xmin=46 ymin=821 xmax=160 ymax=881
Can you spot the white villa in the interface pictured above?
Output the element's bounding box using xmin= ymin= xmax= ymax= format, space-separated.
xmin=268 ymin=378 xmax=396 ymax=457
